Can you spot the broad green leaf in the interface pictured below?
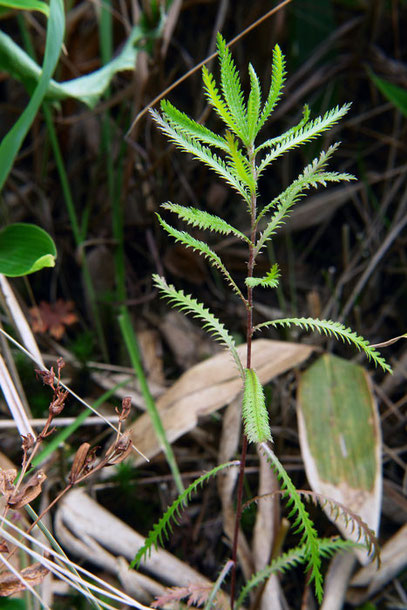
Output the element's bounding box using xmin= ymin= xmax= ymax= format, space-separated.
xmin=0 ymin=223 xmax=57 ymax=276
xmin=297 ymin=354 xmax=382 ymax=564
xmin=369 ymin=70 xmax=407 ymax=117
xmin=0 ymin=26 xmax=144 ymax=110
xmin=0 ymin=0 xmax=64 ymax=192
xmin=0 ymin=0 xmax=49 ymax=15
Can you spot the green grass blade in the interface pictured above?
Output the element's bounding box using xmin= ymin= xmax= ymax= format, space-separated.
xmin=118 ymin=308 xmax=184 ymax=495
xmin=0 ymin=0 xmax=49 ymax=15
xmin=0 ymin=0 xmax=64 ymax=191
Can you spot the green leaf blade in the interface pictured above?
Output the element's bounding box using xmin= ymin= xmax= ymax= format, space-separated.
xmin=0 ymin=223 xmax=57 ymax=276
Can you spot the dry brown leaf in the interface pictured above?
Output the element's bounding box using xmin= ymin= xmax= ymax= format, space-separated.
xmin=0 ymin=562 xmax=49 ymax=597
xmin=129 ymin=339 xmax=313 ymax=464
xmin=30 ymin=300 xmax=78 ymax=339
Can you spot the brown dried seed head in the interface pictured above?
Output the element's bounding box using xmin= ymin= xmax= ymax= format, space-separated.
xmin=120 ymin=396 xmax=132 ymax=420
xmin=21 ymin=433 xmax=35 ymax=453
xmin=35 ymin=367 xmax=55 ymax=388
xmin=56 ymin=357 xmax=65 ymax=372
xmin=106 ymin=434 xmax=132 ymax=465
xmin=69 ymin=443 xmax=91 ymax=484
xmin=49 ymin=389 xmax=68 ymax=416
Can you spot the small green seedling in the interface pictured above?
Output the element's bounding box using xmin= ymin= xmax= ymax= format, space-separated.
xmin=134 ymin=34 xmax=390 ymax=607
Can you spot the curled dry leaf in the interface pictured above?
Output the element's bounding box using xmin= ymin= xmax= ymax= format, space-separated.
xmin=8 ymin=470 xmax=47 ymax=509
xmin=0 ymin=562 xmax=49 ymax=597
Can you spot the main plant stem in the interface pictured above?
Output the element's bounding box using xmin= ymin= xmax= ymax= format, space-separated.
xmin=230 ymin=146 xmax=257 ymax=609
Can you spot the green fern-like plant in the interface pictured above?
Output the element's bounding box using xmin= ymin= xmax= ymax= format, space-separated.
xmin=140 ymin=33 xmax=390 ymax=606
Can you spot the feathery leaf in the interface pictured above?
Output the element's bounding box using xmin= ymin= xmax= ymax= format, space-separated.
xmin=131 ymin=461 xmax=239 ymax=567
xmin=242 ymin=369 xmax=272 ymax=443
xmin=257 ymin=104 xmax=351 ymax=176
xmin=153 ymin=274 xmax=244 ymax=377
xmin=245 ymin=263 xmax=280 ymax=288
xmin=217 ymin=34 xmax=249 ymax=143
xmin=260 ymin=443 xmax=324 ymax=602
xmin=202 ymin=65 xmax=240 ymax=136
xmin=256 ymin=104 xmax=310 ymax=153
xmin=160 ymin=99 xmax=229 ymax=152
xmin=151 ymin=108 xmax=250 ymax=203
xmin=225 ymin=131 xmax=256 ymax=192
xmin=156 ymin=215 xmax=245 ymax=302
xmin=162 ymin=202 xmax=250 ymax=243
xmin=256 ymin=44 xmax=286 ymax=133
xmin=247 ymin=63 xmax=262 ymax=142
xmin=254 ymin=317 xmax=391 ymax=373
xmin=255 ymin=145 xmax=355 ymax=253
xmin=235 ymin=537 xmax=358 ymax=609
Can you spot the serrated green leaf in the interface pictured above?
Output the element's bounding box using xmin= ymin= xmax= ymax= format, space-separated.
xmin=202 ymin=65 xmax=239 ymax=135
xmin=224 ymin=131 xmax=256 ymax=192
xmin=152 ymin=274 xmax=244 ymax=378
xmin=242 ymin=369 xmax=271 ymax=443
xmin=255 ymin=144 xmax=355 ymax=253
xmin=160 ymin=99 xmax=229 ymax=152
xmin=0 ymin=223 xmax=57 ymax=276
xmin=245 ymin=264 xmax=280 ymax=288
xmin=247 ymin=63 xmax=262 ymax=142
xmin=257 ymin=104 xmax=352 ymax=177
xmin=254 ymin=317 xmax=391 ymax=373
xmin=256 ymin=44 xmax=286 ymax=133
xmin=217 ymin=34 xmax=248 ymax=143
xmin=256 ymin=104 xmax=310 ymax=153
xmin=156 ymin=215 xmax=245 ymax=302
xmin=151 ymin=109 xmax=250 ymax=203
xmin=161 ymin=202 xmax=250 ymax=243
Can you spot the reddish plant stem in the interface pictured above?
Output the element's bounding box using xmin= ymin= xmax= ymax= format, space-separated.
xmin=230 ymin=149 xmax=257 ymax=609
